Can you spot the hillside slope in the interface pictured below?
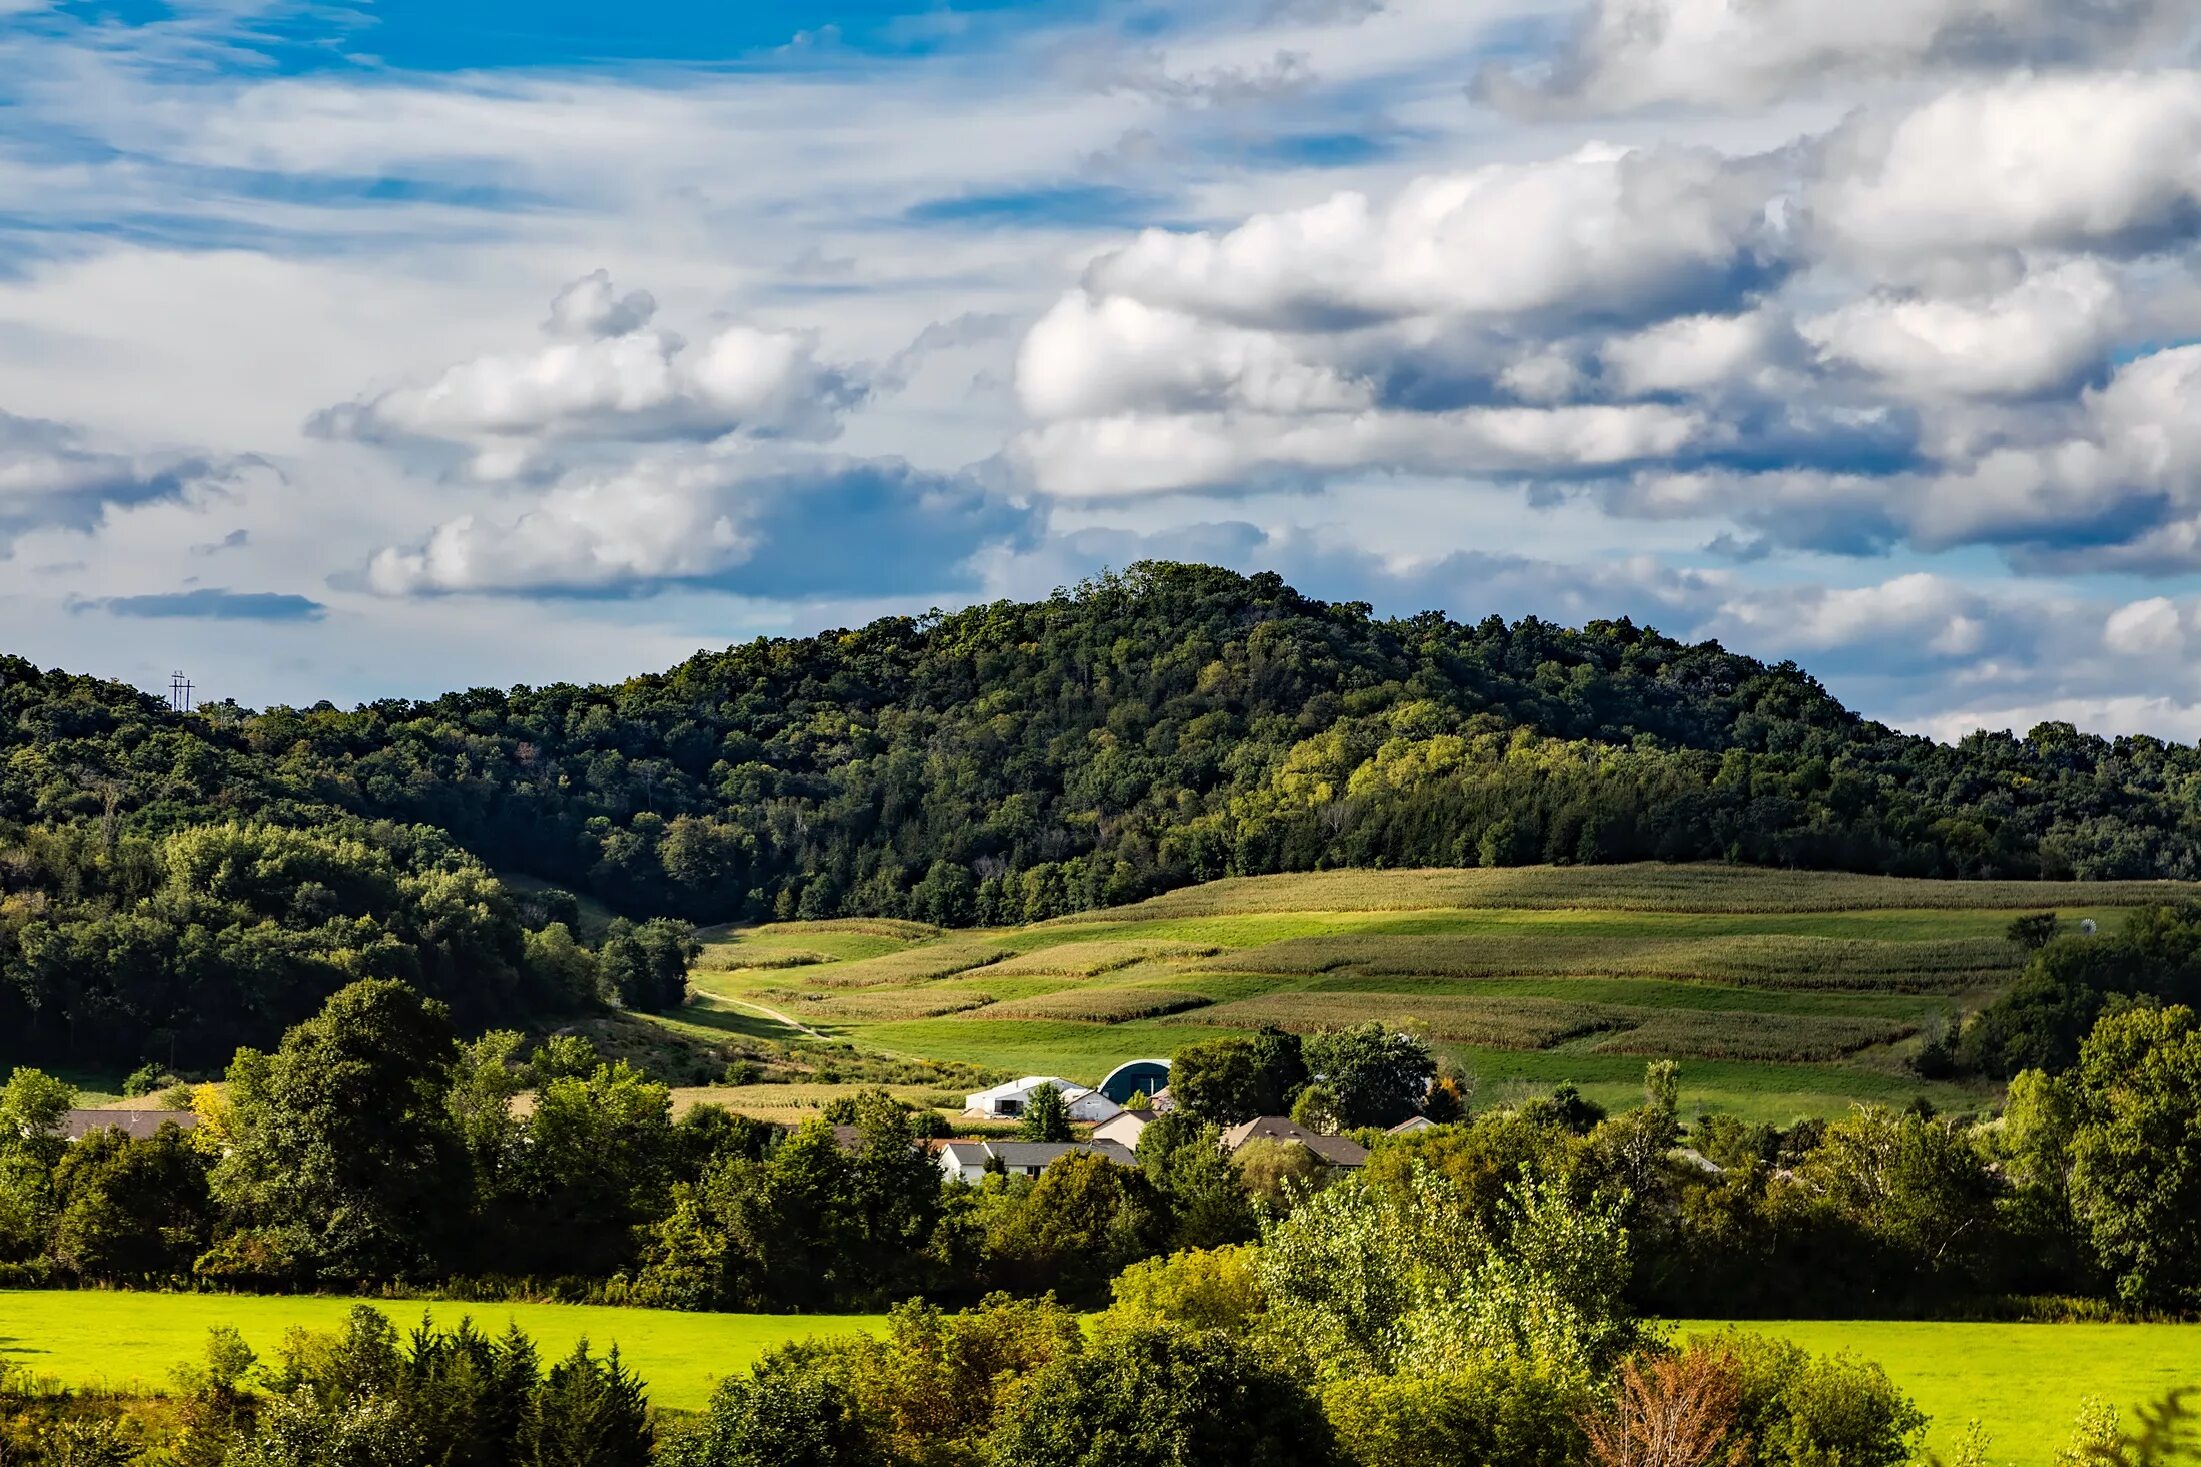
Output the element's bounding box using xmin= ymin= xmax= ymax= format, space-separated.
xmin=9 ymin=561 xmax=2201 ymax=1068
xmin=688 ymin=863 xmax=2190 ymax=1121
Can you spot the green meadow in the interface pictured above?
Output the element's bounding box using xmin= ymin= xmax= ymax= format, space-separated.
xmin=8 ymin=1291 xmax=2198 ymax=1462
xmin=0 ymin=1290 xmax=887 ymax=1413
xmin=675 ymin=862 xmax=2187 ymax=1123
xmin=1681 ymin=1319 xmax=2201 ymax=1465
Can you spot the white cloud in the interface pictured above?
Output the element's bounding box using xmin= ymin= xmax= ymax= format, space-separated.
xmin=1599 ymin=309 xmax=1794 ymax=396
xmin=1705 ymin=572 xmax=2004 ymax=661
xmin=1479 ymin=0 xmax=2192 ymax=114
xmin=2103 ymin=595 xmax=2187 ymax=657
xmin=311 ymin=273 xmax=863 ymax=477
xmin=364 ymin=458 xmax=754 ymax=595
xmin=1016 ymin=292 xmax=1371 ymax=420
xmin=1812 ymin=71 xmax=2201 ymax=265
xmin=1083 ymin=144 xmax=1786 ymax=330
xmin=1015 ymin=401 xmax=1706 ymax=496
xmin=1802 ymin=259 xmax=2125 ymax=398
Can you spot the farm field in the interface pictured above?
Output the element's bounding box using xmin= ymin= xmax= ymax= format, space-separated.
xmin=6 ymin=1291 xmax=2196 ymax=1461
xmin=675 ymin=863 xmax=2191 ymax=1124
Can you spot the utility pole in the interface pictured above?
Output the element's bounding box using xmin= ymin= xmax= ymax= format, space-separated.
xmin=169 ymin=671 xmax=194 ymax=713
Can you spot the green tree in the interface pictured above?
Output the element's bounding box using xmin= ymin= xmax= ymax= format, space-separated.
xmin=1303 ymin=1023 xmax=1435 ymax=1130
xmin=2067 ymin=1004 xmax=2201 ymax=1309
xmin=989 ymin=1323 xmax=1333 ymax=1467
xmin=0 ymin=1066 xmax=76 ymax=1260
xmin=204 ymin=980 xmax=468 ymax=1284
xmin=985 ymin=1151 xmax=1167 ymax=1302
xmin=525 ymin=1342 xmax=652 ymax=1467
xmin=1170 ymin=1031 xmax=1306 ymax=1125
xmin=661 ymin=1362 xmax=882 ymax=1467
xmin=1017 ymin=1084 xmax=1072 ymax=1143
xmin=47 ymin=1122 xmax=212 ymax=1280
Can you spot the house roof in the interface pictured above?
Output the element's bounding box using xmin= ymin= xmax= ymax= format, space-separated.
xmin=964 ymin=1075 xmax=1094 ymax=1103
xmin=58 ymin=1109 xmax=198 ymax=1142
xmin=1100 ymin=1108 xmax=1157 ymax=1127
xmin=1220 ymin=1116 xmax=1368 ymax=1168
xmin=986 ymin=1139 xmax=1138 ymax=1168
xmin=1387 ymin=1115 xmax=1437 ymax=1135
xmin=937 ymin=1138 xmax=1138 ymax=1170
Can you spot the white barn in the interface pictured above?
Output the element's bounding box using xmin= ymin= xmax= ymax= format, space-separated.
xmin=961 ymin=1076 xmax=1121 ymax=1123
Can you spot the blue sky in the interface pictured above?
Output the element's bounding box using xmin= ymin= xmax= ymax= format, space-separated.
xmin=2 ymin=0 xmax=2200 ymax=741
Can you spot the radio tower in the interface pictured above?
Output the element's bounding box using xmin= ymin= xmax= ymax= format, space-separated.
xmin=169 ymin=671 xmax=194 ymax=714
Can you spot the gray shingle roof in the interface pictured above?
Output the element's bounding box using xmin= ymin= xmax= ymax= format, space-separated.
xmin=58 ymin=1109 xmax=199 ymax=1142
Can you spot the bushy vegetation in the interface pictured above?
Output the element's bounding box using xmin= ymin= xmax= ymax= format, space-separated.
xmin=15 ymin=561 xmax=2201 ymax=1069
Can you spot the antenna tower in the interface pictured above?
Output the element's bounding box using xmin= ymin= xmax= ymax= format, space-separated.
xmin=169 ymin=671 xmax=194 ymax=714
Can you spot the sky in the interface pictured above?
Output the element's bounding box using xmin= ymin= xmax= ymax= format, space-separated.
xmin=2 ymin=0 xmax=2200 ymax=743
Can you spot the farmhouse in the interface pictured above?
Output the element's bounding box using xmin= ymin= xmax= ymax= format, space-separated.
xmin=56 ymin=1109 xmax=199 ymax=1142
xmin=961 ymin=1076 xmax=1121 ymax=1123
xmin=934 ymin=1138 xmax=1139 ymax=1183
xmin=1221 ymin=1116 xmax=1369 ymax=1169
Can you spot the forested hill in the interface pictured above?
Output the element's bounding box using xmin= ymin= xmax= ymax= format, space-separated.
xmin=7 ymin=561 xmax=2200 ymax=1066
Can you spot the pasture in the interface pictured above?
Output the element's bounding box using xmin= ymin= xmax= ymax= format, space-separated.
xmin=1682 ymin=1319 xmax=2201 ymax=1465
xmin=677 ymin=863 xmax=2192 ymax=1123
xmin=0 ymin=1290 xmax=887 ymax=1412
xmin=6 ymin=1291 xmax=2197 ymax=1462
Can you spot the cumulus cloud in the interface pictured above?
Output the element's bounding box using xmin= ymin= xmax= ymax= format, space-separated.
xmin=1015 ymin=402 xmax=1707 ymax=497
xmin=1081 ymin=145 xmax=1787 ymax=331
xmin=311 ymin=272 xmax=864 ymax=478
xmin=1477 ymin=0 xmax=2192 ymax=114
xmin=1801 ymin=259 xmax=2125 ymax=398
xmin=364 ymin=456 xmax=1033 ymax=598
xmin=1811 ymin=72 xmax=2201 ymax=267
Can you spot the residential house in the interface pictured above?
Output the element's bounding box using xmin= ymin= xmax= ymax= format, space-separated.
xmin=934 ymin=1138 xmax=1139 ymax=1183
xmin=1386 ymin=1115 xmax=1438 ymax=1137
xmin=961 ymin=1076 xmax=1121 ymax=1123
xmin=57 ymin=1109 xmax=199 ymax=1142
xmin=1220 ymin=1116 xmax=1368 ymax=1169
xmin=1091 ymin=1108 xmax=1157 ymax=1151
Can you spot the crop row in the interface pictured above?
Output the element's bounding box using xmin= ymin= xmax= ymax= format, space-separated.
xmin=977 ymin=988 xmax=1216 ymax=1023
xmin=1192 ymin=933 xmax=2014 ymax=991
xmin=986 ymin=940 xmax=1222 ymax=978
xmin=1171 ymin=991 xmax=1916 ymax=1062
xmin=802 ymin=940 xmax=1011 ymax=989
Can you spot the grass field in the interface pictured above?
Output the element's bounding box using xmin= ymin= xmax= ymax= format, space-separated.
xmin=672 ymin=863 xmax=2194 ymax=1124
xmin=6 ymin=1291 xmax=2196 ymax=1460
xmin=1680 ymin=1319 xmax=2201 ymax=1465
xmin=0 ymin=1291 xmax=888 ymax=1412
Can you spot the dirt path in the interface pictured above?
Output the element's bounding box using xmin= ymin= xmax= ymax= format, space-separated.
xmin=705 ymin=993 xmax=829 ymax=1042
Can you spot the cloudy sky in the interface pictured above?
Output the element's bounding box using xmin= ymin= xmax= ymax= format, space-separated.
xmin=3 ymin=0 xmax=2200 ymax=741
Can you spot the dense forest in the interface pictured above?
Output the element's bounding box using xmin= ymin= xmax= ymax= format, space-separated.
xmin=8 ymin=560 xmax=2201 ymax=1066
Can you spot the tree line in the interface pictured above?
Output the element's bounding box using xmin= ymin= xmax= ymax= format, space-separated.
xmin=13 ymin=561 xmax=2201 ymax=1067
xmin=12 ymin=973 xmax=2201 ymax=1327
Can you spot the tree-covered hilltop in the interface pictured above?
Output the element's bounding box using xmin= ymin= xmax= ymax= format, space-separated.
xmin=8 ymin=560 xmax=2201 ymax=1064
